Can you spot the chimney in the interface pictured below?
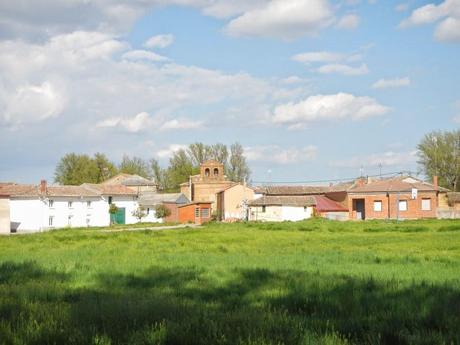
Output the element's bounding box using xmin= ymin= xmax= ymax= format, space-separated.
xmin=40 ymin=179 xmax=47 ymax=194
xmin=433 ymin=175 xmax=438 ymax=189
xmin=356 ymin=177 xmax=366 ymax=187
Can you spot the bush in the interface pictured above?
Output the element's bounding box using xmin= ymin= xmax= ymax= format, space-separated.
xmin=155 ymin=204 xmax=171 ymax=219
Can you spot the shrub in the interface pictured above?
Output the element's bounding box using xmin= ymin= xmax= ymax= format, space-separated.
xmin=155 ymin=204 xmax=171 ymax=219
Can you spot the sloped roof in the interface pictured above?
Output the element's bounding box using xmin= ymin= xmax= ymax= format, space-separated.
xmin=101 ymin=173 xmax=156 ymax=186
xmin=81 ymin=183 xmax=137 ymax=196
xmin=349 ymin=176 xmax=448 ymax=193
xmin=314 ymin=195 xmax=348 ymax=212
xmin=0 ymin=183 xmax=99 ymax=198
xmin=255 ymin=185 xmax=329 ymax=196
xmin=139 ymin=192 xmax=189 ymax=206
xmin=249 ymin=195 xmax=316 ymax=207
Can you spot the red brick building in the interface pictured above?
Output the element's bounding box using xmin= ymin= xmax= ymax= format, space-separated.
xmin=347 ymin=176 xmax=444 ymax=220
xmin=178 ymin=202 xmax=212 ymax=225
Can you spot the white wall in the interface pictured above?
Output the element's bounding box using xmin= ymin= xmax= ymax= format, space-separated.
xmin=249 ymin=205 xmax=313 ymax=222
xmin=10 ymin=195 xmax=140 ymax=232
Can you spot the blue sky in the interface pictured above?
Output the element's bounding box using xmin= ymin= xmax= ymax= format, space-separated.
xmin=0 ymin=0 xmax=459 ymax=184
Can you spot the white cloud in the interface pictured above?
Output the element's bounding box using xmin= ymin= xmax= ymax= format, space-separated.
xmin=143 ymin=34 xmax=175 ymax=49
xmin=272 ymin=93 xmax=389 ymax=127
xmin=400 ymin=0 xmax=460 ymax=42
xmin=317 ymin=63 xmax=369 ymax=75
xmin=159 ymin=118 xmax=204 ymax=130
xmin=96 ymin=112 xmax=153 ymax=133
xmin=336 ymin=14 xmax=360 ymax=29
xmin=201 ymin=0 xmax=270 ymax=18
xmin=156 ymin=144 xmax=188 ymax=158
xmin=226 ymin=0 xmax=334 ymax=39
xmin=2 ymin=82 xmax=66 ymax=125
xmin=245 ymin=145 xmax=317 ymax=164
xmin=372 ymin=77 xmax=411 ymax=89
xmin=292 ymin=51 xmax=344 ymax=64
xmin=330 ymin=150 xmax=417 ymax=168
xmin=121 ymin=50 xmax=169 ymax=62
xmin=292 ymin=50 xmax=368 ymax=76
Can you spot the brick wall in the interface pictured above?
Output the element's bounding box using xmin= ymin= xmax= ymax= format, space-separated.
xmin=348 ymin=192 xmax=438 ymax=220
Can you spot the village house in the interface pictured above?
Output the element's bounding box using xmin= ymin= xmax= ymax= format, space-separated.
xmin=180 ymin=160 xmax=234 ymax=211
xmin=248 ymin=185 xmax=349 ymax=222
xmin=0 ymin=180 xmax=139 ymax=233
xmin=347 ymin=176 xmax=446 ymax=220
xmin=139 ymin=192 xmax=190 ymax=223
xmin=216 ymin=183 xmax=255 ymax=221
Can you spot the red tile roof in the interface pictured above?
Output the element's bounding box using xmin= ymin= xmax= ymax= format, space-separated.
xmin=81 ymin=183 xmax=137 ymax=196
xmin=349 ymin=176 xmax=446 ymax=193
xmin=313 ymin=195 xmax=348 ymax=212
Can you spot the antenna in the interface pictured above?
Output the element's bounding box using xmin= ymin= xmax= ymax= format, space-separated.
xmin=378 ymin=163 xmax=382 ymax=178
xmin=359 ymin=165 xmax=364 ymax=178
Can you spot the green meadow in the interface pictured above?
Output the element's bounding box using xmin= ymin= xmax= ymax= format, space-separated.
xmin=1 ymin=219 xmax=459 ymax=345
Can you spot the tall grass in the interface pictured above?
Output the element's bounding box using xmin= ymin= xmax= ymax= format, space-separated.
xmin=0 ymin=218 xmax=459 ymax=344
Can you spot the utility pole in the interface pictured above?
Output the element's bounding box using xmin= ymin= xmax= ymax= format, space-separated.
xmin=379 ymin=163 xmax=382 ymax=178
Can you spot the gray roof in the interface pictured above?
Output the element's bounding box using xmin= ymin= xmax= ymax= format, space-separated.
xmin=249 ymin=195 xmax=316 ymax=207
xmin=122 ymin=175 xmax=157 ymax=186
xmin=139 ymin=192 xmax=190 ymax=206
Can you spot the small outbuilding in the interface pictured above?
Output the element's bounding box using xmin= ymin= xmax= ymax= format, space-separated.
xmin=139 ymin=192 xmax=190 ymax=223
xmin=178 ymin=202 xmax=212 ymax=225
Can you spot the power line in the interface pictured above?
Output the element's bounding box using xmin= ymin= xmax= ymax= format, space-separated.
xmin=251 ymin=170 xmax=413 ymax=185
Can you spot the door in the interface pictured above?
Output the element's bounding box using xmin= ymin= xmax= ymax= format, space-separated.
xmin=354 ymin=199 xmax=365 ymax=220
xmin=111 ymin=207 xmax=126 ymax=224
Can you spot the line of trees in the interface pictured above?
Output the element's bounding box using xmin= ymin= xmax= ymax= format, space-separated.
xmin=54 ymin=142 xmax=250 ymax=191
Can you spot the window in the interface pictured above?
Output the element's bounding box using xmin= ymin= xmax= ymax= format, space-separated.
xmin=68 ymin=215 xmax=73 ymax=226
xmin=108 ymin=196 xmax=113 ymax=204
xmin=261 ymin=206 xmax=266 ymax=213
xmin=49 ymin=200 xmax=54 ymax=208
xmin=213 ymin=168 xmax=219 ymax=176
xmin=399 ymin=200 xmax=407 ymax=211
xmin=68 ymin=201 xmax=73 ymax=208
xmin=147 ymin=208 xmax=150 ymax=214
xmin=87 ymin=201 xmax=92 ymax=208
xmin=201 ymin=208 xmax=210 ymax=218
xmin=374 ymin=201 xmax=382 ymax=212
xmin=422 ymin=198 xmax=431 ymax=211
xmin=205 ymin=168 xmax=210 ymax=177
xmin=195 ymin=207 xmax=200 ymax=218
xmin=86 ymin=216 xmax=91 ymax=227
xmin=49 ymin=216 xmax=54 ymax=227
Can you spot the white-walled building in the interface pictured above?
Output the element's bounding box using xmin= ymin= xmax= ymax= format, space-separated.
xmin=248 ymin=195 xmax=316 ymax=222
xmin=0 ymin=181 xmax=139 ymax=233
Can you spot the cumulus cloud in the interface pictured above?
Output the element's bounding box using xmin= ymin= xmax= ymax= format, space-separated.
xmin=143 ymin=34 xmax=175 ymax=49
xmin=372 ymin=77 xmax=411 ymax=89
xmin=226 ymin=0 xmax=334 ymax=39
xmin=272 ymin=93 xmax=389 ymax=127
xmin=400 ymin=0 xmax=460 ymax=42
xmin=156 ymin=144 xmax=188 ymax=159
xmin=395 ymin=3 xmax=409 ymax=12
xmin=96 ymin=112 xmax=153 ymax=133
xmin=292 ymin=51 xmax=344 ymax=64
xmin=330 ymin=150 xmax=417 ymax=168
xmin=159 ymin=118 xmax=204 ymax=130
xmin=2 ymin=82 xmax=66 ymax=125
xmin=317 ymin=63 xmax=368 ymax=75
xmin=245 ymin=145 xmax=318 ymax=164
xmin=121 ymin=50 xmax=169 ymax=62
xmin=336 ymin=14 xmax=360 ymax=29
xmin=292 ymin=50 xmax=368 ymax=76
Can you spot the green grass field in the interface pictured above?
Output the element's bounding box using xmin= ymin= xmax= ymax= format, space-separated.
xmin=1 ymin=219 xmax=460 ymax=345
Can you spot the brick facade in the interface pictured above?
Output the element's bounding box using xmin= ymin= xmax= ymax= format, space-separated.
xmin=348 ymin=192 xmax=438 ymax=220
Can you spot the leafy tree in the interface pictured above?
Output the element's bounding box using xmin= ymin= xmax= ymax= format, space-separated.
xmin=417 ymin=129 xmax=460 ymax=191
xmin=167 ymin=149 xmax=198 ymax=190
xmin=209 ymin=143 xmax=229 ymax=166
xmin=54 ymin=153 xmax=99 ymax=185
xmin=132 ymin=206 xmax=147 ymax=223
xmin=150 ymin=158 xmax=174 ymax=191
xmin=154 ymin=204 xmax=171 ymax=219
xmin=227 ymin=143 xmax=251 ymax=183
xmin=94 ymin=153 xmax=118 ymax=183
xmin=187 ymin=143 xmax=211 ymax=166
xmin=119 ymin=155 xmax=150 ymax=178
